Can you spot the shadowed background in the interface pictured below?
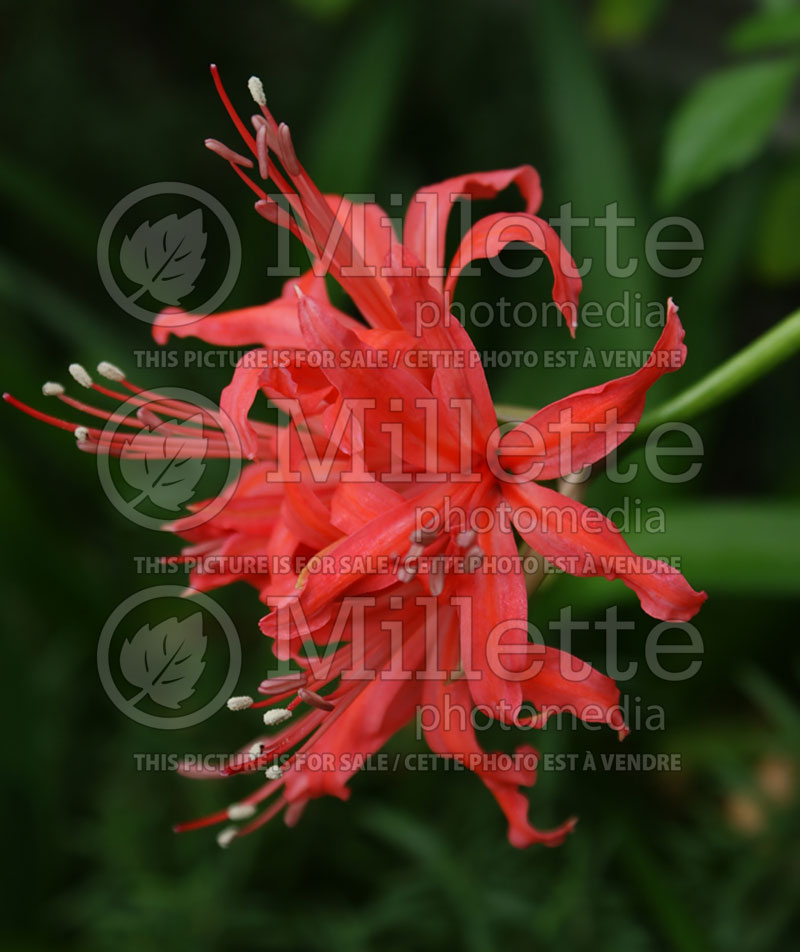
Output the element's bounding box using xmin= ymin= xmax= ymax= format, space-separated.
xmin=2 ymin=0 xmax=799 ymax=949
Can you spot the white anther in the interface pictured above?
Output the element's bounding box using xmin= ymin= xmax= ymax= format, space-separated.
xmin=97 ymin=361 xmax=125 ymax=381
xmin=397 ymin=562 xmax=418 ymax=584
xmin=216 ymin=825 xmax=238 ymax=849
xmin=227 ymin=802 xmax=257 ymax=821
xmin=263 ymin=708 xmax=291 ymax=726
xmin=226 ymin=695 xmax=254 ymax=711
xmin=74 ymin=426 xmax=89 ymax=443
xmin=68 ymin=363 xmax=93 ymax=389
xmin=248 ymin=742 xmax=264 ymax=759
xmin=42 ymin=382 xmax=64 ymax=397
xmin=456 ymin=529 xmax=477 ymax=549
xmin=248 ymin=75 xmax=267 ymax=106
xmin=265 ymin=764 xmax=283 ymax=781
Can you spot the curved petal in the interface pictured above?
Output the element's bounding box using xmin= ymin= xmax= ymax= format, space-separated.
xmin=423 ymin=674 xmax=574 ymax=848
xmin=499 ymin=300 xmax=687 ymax=479
xmin=403 ymin=166 xmax=543 ymax=289
xmin=445 ymin=212 xmax=582 ymax=335
xmin=519 ymin=646 xmax=627 ymax=737
xmin=503 ymin=480 xmax=707 ymax=622
xmin=219 ymin=349 xmax=269 ymax=460
xmin=152 ymin=270 xmax=338 ymax=348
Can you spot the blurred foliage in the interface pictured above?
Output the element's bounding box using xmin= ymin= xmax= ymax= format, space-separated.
xmin=2 ymin=0 xmax=799 ymax=950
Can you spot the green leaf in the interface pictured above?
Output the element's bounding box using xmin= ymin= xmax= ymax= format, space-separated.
xmin=659 ymin=58 xmax=800 ymax=205
xmin=729 ymin=8 xmax=800 ymax=52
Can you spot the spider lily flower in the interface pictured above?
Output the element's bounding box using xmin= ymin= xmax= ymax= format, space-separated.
xmin=5 ymin=66 xmax=706 ymax=849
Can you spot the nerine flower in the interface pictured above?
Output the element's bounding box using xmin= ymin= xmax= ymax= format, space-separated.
xmin=5 ymin=67 xmax=706 ymax=849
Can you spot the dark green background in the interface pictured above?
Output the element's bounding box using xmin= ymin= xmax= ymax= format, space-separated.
xmin=2 ymin=1 xmax=799 ymax=949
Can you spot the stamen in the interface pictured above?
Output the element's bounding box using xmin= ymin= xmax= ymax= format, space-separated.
xmin=248 ymin=742 xmax=264 ymax=759
xmin=74 ymin=426 xmax=90 ymax=443
xmin=264 ymin=764 xmax=283 ymax=781
xmin=465 ymin=545 xmax=484 ymax=572
xmin=263 ymin=708 xmax=292 ymax=726
xmin=216 ymin=825 xmax=238 ymax=849
xmin=397 ymin=561 xmax=418 ymax=584
xmin=277 ymin=123 xmax=301 ymax=176
xmin=297 ymin=686 xmax=334 ymax=712
xmin=97 ymin=361 xmax=125 ymax=382
xmin=210 ymin=64 xmax=257 ymax=153
xmin=205 ymin=138 xmax=255 ymax=169
xmin=42 ymin=382 xmax=64 ymax=397
xmin=256 ymin=122 xmax=269 ymax=181
xmin=456 ymin=529 xmax=477 ymax=548
xmin=248 ymin=75 xmax=267 ymax=107
xmin=429 ymin=567 xmax=445 ymax=597
xmin=227 ymin=802 xmax=257 ymax=821
xmin=68 ymin=364 xmax=93 ymax=389
xmin=226 ymin=695 xmax=254 ymax=711
xmin=258 ymin=672 xmax=307 ymax=695
xmin=136 ymin=405 xmax=162 ymax=428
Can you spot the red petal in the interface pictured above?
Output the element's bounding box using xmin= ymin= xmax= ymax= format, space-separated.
xmin=500 ymin=299 xmax=687 ymax=479
xmin=403 ymin=166 xmax=543 ymax=290
xmin=445 ymin=212 xmax=581 ymax=335
xmin=453 ymin=512 xmax=527 ymax=715
xmin=519 ymin=646 xmax=626 ymax=735
xmin=297 ymin=292 xmax=461 ymax=471
xmin=503 ymin=480 xmax=707 ymax=622
xmin=423 ymin=674 xmax=574 ymax=848
xmin=152 ymin=269 xmax=341 ymax=348
xmin=384 ymin=245 xmax=498 ymax=445
xmin=219 ymin=349 xmax=268 ymax=460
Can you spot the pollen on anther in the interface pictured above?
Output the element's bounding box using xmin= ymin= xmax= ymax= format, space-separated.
xmin=265 ymin=764 xmax=283 ymax=781
xmin=97 ymin=361 xmax=125 ymax=382
xmin=248 ymin=75 xmax=267 ymax=106
xmin=263 ymin=708 xmax=291 ymax=726
xmin=248 ymin=742 xmax=264 ymax=759
xmin=227 ymin=802 xmax=257 ymax=821
xmin=226 ymin=695 xmax=254 ymax=711
xmin=42 ymin=382 xmax=64 ymax=397
xmin=68 ymin=363 xmax=93 ymax=389
xmin=216 ymin=825 xmax=238 ymax=849
xmin=74 ymin=426 xmax=90 ymax=443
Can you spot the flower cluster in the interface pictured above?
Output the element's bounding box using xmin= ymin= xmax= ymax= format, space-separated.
xmin=6 ymin=67 xmax=705 ymax=849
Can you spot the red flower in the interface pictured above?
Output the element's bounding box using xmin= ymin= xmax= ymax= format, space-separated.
xmin=5 ymin=66 xmax=706 ymax=849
